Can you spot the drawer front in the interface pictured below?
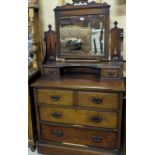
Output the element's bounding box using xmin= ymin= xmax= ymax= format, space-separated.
xmin=40 ymin=124 xmax=117 ymax=149
xmin=39 ymin=107 xmax=118 ymax=128
xmin=101 ymin=69 xmax=120 ymax=79
xmin=78 ymin=92 xmax=119 ymax=109
xmin=37 ymin=89 xmax=73 ymax=105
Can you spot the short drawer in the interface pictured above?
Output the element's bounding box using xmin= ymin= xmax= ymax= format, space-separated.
xmin=43 ymin=68 xmax=60 ymax=79
xmin=39 ymin=107 xmax=118 ymax=128
xmin=101 ymin=69 xmax=121 ymax=79
xmin=78 ymin=92 xmax=119 ymax=109
xmin=36 ymin=89 xmax=73 ymax=105
xmin=40 ymin=124 xmax=117 ymax=149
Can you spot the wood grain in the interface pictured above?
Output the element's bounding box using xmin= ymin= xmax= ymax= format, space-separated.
xmin=37 ymin=89 xmax=73 ymax=105
xmin=101 ymin=69 xmax=119 ymax=78
xmin=43 ymin=68 xmax=60 ymax=79
xmin=31 ymin=2 xmax=125 ymax=155
xmin=78 ymin=92 xmax=119 ymax=109
xmin=38 ymin=143 xmax=118 ymax=155
xmin=32 ymin=78 xmax=125 ymax=92
xmin=39 ymin=106 xmax=118 ymax=128
xmin=40 ymin=124 xmax=117 ymax=149
xmin=28 ymin=69 xmax=41 ymax=151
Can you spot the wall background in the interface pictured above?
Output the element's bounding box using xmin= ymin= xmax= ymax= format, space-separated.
xmin=38 ymin=0 xmax=126 ymax=60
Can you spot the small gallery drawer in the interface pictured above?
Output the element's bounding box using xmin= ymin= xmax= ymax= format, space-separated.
xmin=36 ymin=89 xmax=73 ymax=105
xmin=40 ymin=124 xmax=117 ymax=149
xmin=101 ymin=69 xmax=121 ymax=79
xmin=39 ymin=107 xmax=118 ymax=128
xmin=78 ymin=92 xmax=119 ymax=109
xmin=43 ymin=68 xmax=60 ymax=79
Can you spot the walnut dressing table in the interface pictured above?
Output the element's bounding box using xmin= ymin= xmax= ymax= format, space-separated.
xmin=32 ymin=1 xmax=125 ymax=155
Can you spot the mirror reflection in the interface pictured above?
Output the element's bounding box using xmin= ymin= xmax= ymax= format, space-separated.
xmin=59 ymin=15 xmax=105 ymax=56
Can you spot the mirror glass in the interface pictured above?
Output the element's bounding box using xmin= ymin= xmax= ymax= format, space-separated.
xmin=59 ymin=15 xmax=105 ymax=56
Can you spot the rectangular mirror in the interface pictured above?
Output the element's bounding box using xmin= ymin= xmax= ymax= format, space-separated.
xmin=59 ymin=15 xmax=105 ymax=56
xmin=54 ymin=2 xmax=110 ymax=60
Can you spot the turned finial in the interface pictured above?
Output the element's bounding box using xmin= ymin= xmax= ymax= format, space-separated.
xmin=114 ymin=21 xmax=118 ymax=28
xmin=48 ymin=24 xmax=52 ymax=31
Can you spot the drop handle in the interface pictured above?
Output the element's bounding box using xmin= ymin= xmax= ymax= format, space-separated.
xmin=52 ymin=130 xmax=63 ymax=137
xmin=51 ymin=95 xmax=60 ymax=101
xmin=92 ymin=136 xmax=103 ymax=143
xmin=51 ymin=112 xmax=62 ymax=118
xmin=107 ymin=71 xmax=115 ymax=76
xmin=90 ymin=116 xmax=103 ymax=123
xmin=92 ymin=98 xmax=103 ymax=104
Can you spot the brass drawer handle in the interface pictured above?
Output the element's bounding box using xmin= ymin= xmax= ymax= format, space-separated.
xmin=51 ymin=95 xmax=60 ymax=101
xmin=92 ymin=136 xmax=103 ymax=143
xmin=51 ymin=112 xmax=62 ymax=118
xmin=92 ymin=98 xmax=103 ymax=104
xmin=90 ymin=116 xmax=103 ymax=123
xmin=107 ymin=71 xmax=115 ymax=76
xmin=52 ymin=130 xmax=63 ymax=137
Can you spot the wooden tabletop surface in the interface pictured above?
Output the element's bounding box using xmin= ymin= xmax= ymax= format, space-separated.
xmin=32 ymin=76 xmax=125 ymax=92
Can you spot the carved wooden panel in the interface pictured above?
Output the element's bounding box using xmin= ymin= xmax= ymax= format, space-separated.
xmin=43 ymin=68 xmax=60 ymax=79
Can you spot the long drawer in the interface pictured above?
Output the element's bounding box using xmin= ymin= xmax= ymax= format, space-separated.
xmin=36 ymin=89 xmax=73 ymax=105
xmin=39 ymin=107 xmax=118 ymax=128
xmin=40 ymin=124 xmax=117 ymax=149
xmin=78 ymin=92 xmax=119 ymax=109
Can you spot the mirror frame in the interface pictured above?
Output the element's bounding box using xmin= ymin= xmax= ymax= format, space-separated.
xmin=54 ymin=2 xmax=110 ymax=60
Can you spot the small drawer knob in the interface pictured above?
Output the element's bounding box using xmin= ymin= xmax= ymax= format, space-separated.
xmin=51 ymin=95 xmax=60 ymax=101
xmin=90 ymin=116 xmax=103 ymax=123
xmin=92 ymin=136 xmax=103 ymax=143
xmin=92 ymin=98 xmax=103 ymax=104
xmin=52 ymin=130 xmax=63 ymax=137
xmin=51 ymin=112 xmax=62 ymax=118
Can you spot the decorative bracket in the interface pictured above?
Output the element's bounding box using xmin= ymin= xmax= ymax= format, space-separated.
xmin=110 ymin=21 xmax=124 ymax=61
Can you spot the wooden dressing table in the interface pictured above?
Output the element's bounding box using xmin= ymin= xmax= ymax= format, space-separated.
xmin=32 ymin=1 xmax=125 ymax=154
